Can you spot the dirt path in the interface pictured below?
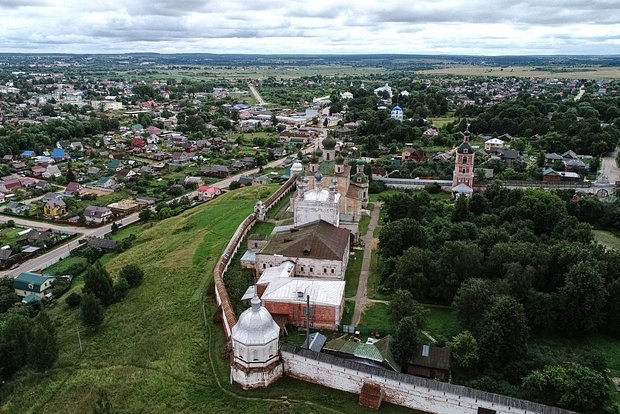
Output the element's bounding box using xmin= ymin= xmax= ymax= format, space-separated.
xmin=352 ymin=203 xmax=382 ymax=326
xmin=248 ymin=83 xmax=266 ymax=106
xmin=598 ymin=147 xmax=620 ymax=184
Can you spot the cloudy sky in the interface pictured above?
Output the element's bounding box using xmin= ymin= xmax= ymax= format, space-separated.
xmin=1 ymin=0 xmax=619 ymax=55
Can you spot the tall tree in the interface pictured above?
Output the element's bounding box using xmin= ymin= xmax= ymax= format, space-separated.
xmin=28 ymin=323 xmax=58 ymax=372
xmin=477 ymin=295 xmax=530 ymax=370
xmin=84 ymin=264 xmax=115 ymax=306
xmin=557 ymin=261 xmax=607 ymax=337
xmin=452 ymin=278 xmax=494 ymax=329
xmin=392 ymin=316 xmax=422 ymax=367
xmin=80 ymin=292 xmax=104 ymax=330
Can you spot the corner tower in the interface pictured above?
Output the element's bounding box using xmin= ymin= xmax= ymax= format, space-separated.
xmin=230 ymin=295 xmax=283 ymax=389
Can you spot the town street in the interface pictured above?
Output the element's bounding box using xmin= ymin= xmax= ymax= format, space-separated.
xmin=0 ymin=141 xmax=322 ymax=279
xmin=599 ymin=147 xmax=620 ymax=184
xmin=248 ymin=83 xmax=266 ymax=106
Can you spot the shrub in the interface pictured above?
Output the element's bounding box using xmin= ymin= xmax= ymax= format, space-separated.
xmin=65 ymin=292 xmax=82 ymax=308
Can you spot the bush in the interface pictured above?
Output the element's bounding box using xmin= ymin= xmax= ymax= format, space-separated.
xmin=65 ymin=292 xmax=82 ymax=308
xmin=119 ymin=264 xmax=144 ymax=288
xmin=50 ymin=280 xmax=69 ymax=298
xmin=229 ymin=181 xmax=241 ymax=190
xmin=113 ymin=277 xmax=130 ymax=301
xmin=369 ymin=180 xmax=386 ymax=194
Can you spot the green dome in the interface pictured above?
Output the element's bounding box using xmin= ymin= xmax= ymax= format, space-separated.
xmin=314 ymin=147 xmax=323 ymax=156
xmin=322 ymin=136 xmax=337 ymax=150
xmin=335 ymin=154 xmax=345 ymax=164
xmin=352 ymin=172 xmax=369 ymax=184
xmin=301 ymin=156 xmax=310 ymax=164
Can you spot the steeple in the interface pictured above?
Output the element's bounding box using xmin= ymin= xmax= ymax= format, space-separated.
xmin=250 ymin=294 xmax=261 ymax=312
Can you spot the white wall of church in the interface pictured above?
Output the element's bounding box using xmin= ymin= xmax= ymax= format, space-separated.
xmin=255 ymin=254 xmax=346 ymax=280
xmin=293 ymin=199 xmax=339 ymax=227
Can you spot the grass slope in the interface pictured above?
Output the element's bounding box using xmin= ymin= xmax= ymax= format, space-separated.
xmin=1 ymin=185 xmax=420 ymax=414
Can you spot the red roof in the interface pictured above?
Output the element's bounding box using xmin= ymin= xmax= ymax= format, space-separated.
xmin=198 ymin=185 xmax=219 ymax=194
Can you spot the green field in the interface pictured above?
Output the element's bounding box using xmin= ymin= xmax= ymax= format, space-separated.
xmin=360 ymin=302 xmax=391 ymax=331
xmin=425 ymin=306 xmax=461 ymax=343
xmin=1 ymin=184 xmax=420 ymax=414
xmin=593 ymin=229 xmax=620 ymax=251
xmin=0 ymin=226 xmax=23 ymax=246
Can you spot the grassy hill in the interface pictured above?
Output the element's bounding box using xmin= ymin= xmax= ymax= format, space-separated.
xmin=0 ymin=185 xmax=418 ymax=414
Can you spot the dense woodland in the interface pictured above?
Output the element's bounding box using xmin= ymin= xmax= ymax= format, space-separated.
xmin=378 ymin=185 xmax=620 ymax=412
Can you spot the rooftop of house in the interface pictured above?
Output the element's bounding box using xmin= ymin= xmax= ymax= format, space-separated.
xmin=260 ymin=220 xmax=350 ymax=261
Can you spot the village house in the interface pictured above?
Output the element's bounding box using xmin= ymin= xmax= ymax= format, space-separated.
xmin=197 ymin=185 xmax=221 ymax=201
xmin=83 ymin=205 xmax=113 ymax=223
xmin=401 ymin=148 xmax=427 ymax=162
xmin=13 ymin=272 xmax=56 ymax=302
xmin=201 ymin=164 xmax=229 ymax=178
xmin=406 ymin=344 xmax=451 ymax=381
xmin=42 ymin=164 xmax=61 ymax=178
xmin=43 ymin=198 xmax=67 ymax=218
xmin=484 ymin=138 xmax=505 ymax=151
xmin=542 ymin=167 xmax=581 ymax=183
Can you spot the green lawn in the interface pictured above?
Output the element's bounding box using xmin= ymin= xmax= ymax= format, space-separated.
xmin=593 ymin=229 xmax=620 ymax=251
xmin=360 ymin=302 xmax=392 ymax=331
xmin=425 ymin=306 xmax=462 ymax=343
xmin=429 ymin=116 xmax=456 ymax=129
xmin=44 ymin=256 xmax=88 ymax=276
xmin=1 ymin=184 xmax=423 ymax=414
xmin=369 ymin=189 xmax=401 ymax=203
xmin=344 ymin=249 xmax=364 ymax=298
xmin=0 ymin=226 xmax=23 ymax=246
xmin=359 ymin=214 xmax=371 ymax=237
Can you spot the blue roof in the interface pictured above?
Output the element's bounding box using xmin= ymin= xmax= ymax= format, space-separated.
xmin=51 ymin=148 xmax=65 ymax=159
xmin=392 ymin=106 xmax=402 ymax=111
xmin=21 ymin=150 xmax=35 ymax=157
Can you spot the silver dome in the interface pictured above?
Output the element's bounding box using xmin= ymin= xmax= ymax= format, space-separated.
xmin=231 ymin=296 xmax=280 ymax=346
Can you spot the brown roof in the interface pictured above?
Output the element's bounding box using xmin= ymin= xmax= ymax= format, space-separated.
xmin=408 ymin=345 xmax=451 ymax=371
xmin=260 ymin=220 xmax=350 ymax=261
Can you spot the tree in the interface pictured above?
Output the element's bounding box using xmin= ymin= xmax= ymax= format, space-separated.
xmin=110 ymin=222 xmax=119 ymax=234
xmin=28 ymin=323 xmax=58 ymax=372
xmin=119 ymin=264 xmax=144 ymax=288
xmin=84 ymin=264 xmax=115 ymax=306
xmin=452 ymin=195 xmax=470 ymax=222
xmin=557 ymin=261 xmax=607 ymax=337
xmin=229 ymin=181 xmax=241 ymax=190
xmin=113 ymin=277 xmax=130 ymax=301
xmin=139 ymin=208 xmax=152 ymax=221
xmin=80 ymin=292 xmax=104 ymax=330
xmin=523 ymin=363 xmax=610 ymax=413
xmin=0 ymin=313 xmax=31 ymax=380
xmin=388 ymin=289 xmax=428 ymax=327
xmin=452 ymin=278 xmax=494 ymax=330
xmin=449 ymin=331 xmax=479 ymax=371
xmin=392 ymin=316 xmax=421 ymax=367
xmin=379 ymin=219 xmax=427 ymax=258
xmin=65 ymin=292 xmax=82 ymax=308
xmin=477 ymin=295 xmax=530 ymax=371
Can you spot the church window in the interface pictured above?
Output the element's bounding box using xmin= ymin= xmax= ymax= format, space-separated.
xmin=331 ymin=269 xmax=334 ymax=274
xmin=301 ymin=266 xmax=304 ymax=272
xmin=310 ymin=267 xmax=313 ymax=273
xmin=262 ymin=264 xmax=266 ymax=269
xmin=463 ymin=149 xmax=468 ymax=153
xmin=253 ymin=350 xmax=258 ymax=361
xmin=462 ymin=157 xmax=467 ymax=164
xmin=269 ymin=264 xmax=272 ymax=267
xmin=323 ymin=268 xmax=327 ymax=273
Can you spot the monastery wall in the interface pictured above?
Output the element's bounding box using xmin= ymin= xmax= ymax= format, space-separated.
xmin=213 ymin=176 xmax=296 ymax=337
xmin=280 ymin=345 xmax=576 ymax=414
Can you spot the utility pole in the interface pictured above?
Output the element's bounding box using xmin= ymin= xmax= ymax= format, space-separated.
xmin=77 ymin=326 xmax=83 ymax=353
xmin=305 ymin=294 xmax=311 ymax=349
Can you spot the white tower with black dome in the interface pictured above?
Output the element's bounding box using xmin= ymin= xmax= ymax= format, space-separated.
xmin=230 ymin=295 xmax=283 ymax=389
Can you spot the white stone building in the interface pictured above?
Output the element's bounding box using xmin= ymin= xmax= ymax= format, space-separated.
xmin=293 ymin=172 xmax=340 ymax=228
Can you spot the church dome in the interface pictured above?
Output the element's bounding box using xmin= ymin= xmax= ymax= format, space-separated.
xmin=314 ymin=170 xmax=323 ymax=182
xmin=232 ymin=296 xmax=280 ymax=346
xmin=352 ymin=172 xmax=369 ymax=184
xmin=392 ymin=106 xmax=402 ymax=112
xmin=310 ymin=154 xmax=319 ymax=164
xmin=322 ymin=136 xmax=337 ymax=150
xmin=301 ymin=156 xmax=310 ymax=165
xmin=314 ymin=147 xmax=323 ymax=156
xmin=335 ymin=154 xmax=345 ymax=164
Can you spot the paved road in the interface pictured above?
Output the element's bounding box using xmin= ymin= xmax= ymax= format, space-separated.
xmin=0 ymin=212 xmax=141 ymax=279
xmin=352 ymin=203 xmax=382 ymax=326
xmin=598 ymin=147 xmax=620 ymax=184
xmin=0 ymin=144 xmax=324 ymax=279
xmin=248 ymin=83 xmax=266 ymax=106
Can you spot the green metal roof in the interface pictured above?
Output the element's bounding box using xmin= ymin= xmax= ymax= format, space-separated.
xmin=13 ymin=272 xmax=53 ymax=292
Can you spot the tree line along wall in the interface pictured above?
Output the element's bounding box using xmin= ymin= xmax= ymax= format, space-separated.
xmin=280 ymin=345 xmax=576 ymax=414
xmin=212 ymin=176 xmax=296 ymax=337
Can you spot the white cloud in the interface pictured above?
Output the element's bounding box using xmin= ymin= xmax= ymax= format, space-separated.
xmin=0 ymin=0 xmax=619 ymax=54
